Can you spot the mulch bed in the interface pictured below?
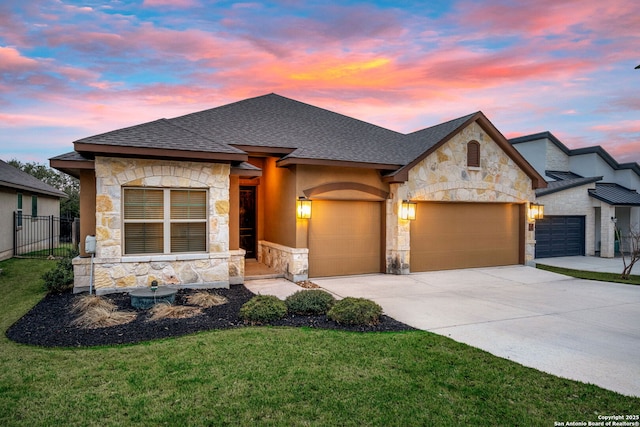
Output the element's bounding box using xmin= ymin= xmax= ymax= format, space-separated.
xmin=6 ymin=285 xmax=416 ymax=348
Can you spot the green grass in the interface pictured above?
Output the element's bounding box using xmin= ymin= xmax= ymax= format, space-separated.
xmin=17 ymin=243 xmax=77 ymax=259
xmin=536 ymin=263 xmax=640 ymax=285
xmin=1 ymin=259 xmax=638 ymax=426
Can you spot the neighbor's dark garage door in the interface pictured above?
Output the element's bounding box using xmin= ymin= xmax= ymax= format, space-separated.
xmin=535 ymin=216 xmax=585 ymax=258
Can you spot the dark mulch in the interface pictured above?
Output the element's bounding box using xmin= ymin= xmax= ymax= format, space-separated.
xmin=6 ymin=285 xmax=416 ymax=348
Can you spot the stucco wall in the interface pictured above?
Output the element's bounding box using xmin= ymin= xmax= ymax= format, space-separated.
xmin=73 ymin=157 xmax=232 ymax=294
xmin=387 ymin=122 xmax=537 ymax=273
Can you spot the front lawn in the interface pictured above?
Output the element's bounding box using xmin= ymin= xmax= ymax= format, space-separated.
xmin=536 ymin=263 xmax=640 ymax=285
xmin=1 ymin=259 xmax=638 ymax=426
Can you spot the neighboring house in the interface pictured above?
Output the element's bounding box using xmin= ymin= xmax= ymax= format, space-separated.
xmin=51 ymin=93 xmax=545 ymax=294
xmin=509 ymin=131 xmax=640 ymax=259
xmin=0 ymin=159 xmax=67 ymax=260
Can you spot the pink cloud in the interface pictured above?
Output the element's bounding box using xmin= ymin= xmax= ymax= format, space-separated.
xmin=0 ymin=46 xmax=39 ymax=71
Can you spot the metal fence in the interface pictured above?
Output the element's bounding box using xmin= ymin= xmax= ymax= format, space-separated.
xmin=14 ymin=212 xmax=80 ymax=258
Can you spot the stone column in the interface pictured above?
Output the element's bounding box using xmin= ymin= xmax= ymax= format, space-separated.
xmin=385 ymin=183 xmax=411 ymax=274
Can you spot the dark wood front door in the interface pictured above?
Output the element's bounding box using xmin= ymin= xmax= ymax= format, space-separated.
xmin=240 ymin=186 xmax=256 ymax=258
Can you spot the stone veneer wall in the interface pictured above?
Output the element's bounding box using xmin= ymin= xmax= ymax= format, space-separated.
xmin=545 ymin=139 xmax=569 ymax=172
xmin=386 ymin=122 xmax=537 ymax=273
xmin=73 ymin=157 xmax=232 ymax=294
xmin=257 ymin=240 xmax=309 ymax=282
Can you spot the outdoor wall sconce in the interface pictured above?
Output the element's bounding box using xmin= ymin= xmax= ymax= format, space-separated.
xmin=529 ymin=202 xmax=544 ymax=220
xmin=297 ymin=197 xmax=312 ymax=219
xmin=399 ymin=200 xmax=417 ymax=220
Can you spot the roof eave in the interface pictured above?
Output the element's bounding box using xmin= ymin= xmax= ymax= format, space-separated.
xmin=0 ymin=180 xmax=67 ymax=198
xmin=74 ymin=142 xmax=247 ymax=163
xmin=276 ymin=157 xmax=402 ymax=170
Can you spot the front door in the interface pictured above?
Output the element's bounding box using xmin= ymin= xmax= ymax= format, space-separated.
xmin=239 ymin=186 xmax=256 ymax=258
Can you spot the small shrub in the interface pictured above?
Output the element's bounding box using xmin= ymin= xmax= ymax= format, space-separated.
xmin=239 ymin=295 xmax=287 ymax=325
xmin=71 ymin=294 xmax=116 ymax=314
xmin=186 ymin=291 xmax=228 ymax=308
xmin=71 ymin=306 xmax=136 ymax=329
xmin=285 ymin=289 xmax=336 ymax=315
xmin=42 ymin=249 xmax=78 ymax=294
xmin=327 ymin=297 xmax=383 ymax=326
xmin=148 ymin=303 xmax=202 ymax=321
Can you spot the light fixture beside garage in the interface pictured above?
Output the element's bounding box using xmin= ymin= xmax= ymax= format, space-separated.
xmin=529 ymin=202 xmax=544 ymax=220
xmin=400 ymin=200 xmax=417 ymax=220
xmin=297 ymin=197 xmax=312 ymax=219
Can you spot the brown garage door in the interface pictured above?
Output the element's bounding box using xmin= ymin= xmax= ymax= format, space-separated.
xmin=411 ymin=202 xmax=522 ymax=271
xmin=309 ymin=200 xmax=382 ymax=277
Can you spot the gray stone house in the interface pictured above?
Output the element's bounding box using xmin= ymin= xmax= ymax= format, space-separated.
xmin=509 ymin=131 xmax=640 ymax=258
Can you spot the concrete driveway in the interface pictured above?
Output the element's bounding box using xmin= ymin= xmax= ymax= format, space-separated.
xmin=307 ymin=266 xmax=640 ymax=397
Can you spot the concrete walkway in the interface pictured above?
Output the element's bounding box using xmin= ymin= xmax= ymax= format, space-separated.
xmin=245 ymin=260 xmax=640 ymax=397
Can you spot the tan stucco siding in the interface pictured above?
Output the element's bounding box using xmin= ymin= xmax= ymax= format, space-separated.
xmin=296 ymin=165 xmax=389 ymax=201
xmin=79 ymin=169 xmax=96 ymax=256
xmin=262 ymin=157 xmax=297 ymax=248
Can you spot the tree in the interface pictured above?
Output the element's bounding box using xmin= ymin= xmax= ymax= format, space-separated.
xmin=614 ymin=225 xmax=640 ymax=280
xmin=7 ymin=159 xmax=79 ymax=219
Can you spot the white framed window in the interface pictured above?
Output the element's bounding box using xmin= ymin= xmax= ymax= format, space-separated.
xmin=123 ymin=188 xmax=207 ymax=255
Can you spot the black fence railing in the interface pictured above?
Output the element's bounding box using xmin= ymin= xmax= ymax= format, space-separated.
xmin=13 ymin=212 xmax=80 ymax=258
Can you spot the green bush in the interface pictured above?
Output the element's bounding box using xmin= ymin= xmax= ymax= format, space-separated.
xmin=239 ymin=295 xmax=287 ymax=325
xmin=285 ymin=289 xmax=336 ymax=315
xmin=42 ymin=249 xmax=78 ymax=294
xmin=327 ymin=297 xmax=383 ymax=326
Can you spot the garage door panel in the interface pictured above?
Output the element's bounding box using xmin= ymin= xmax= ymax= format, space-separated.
xmin=411 ymin=203 xmax=520 ymax=271
xmin=309 ymin=201 xmax=382 ymax=277
xmin=535 ymin=216 xmax=585 ymax=258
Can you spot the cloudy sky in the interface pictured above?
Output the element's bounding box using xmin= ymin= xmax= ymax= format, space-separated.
xmin=1 ymin=0 xmax=639 ymax=165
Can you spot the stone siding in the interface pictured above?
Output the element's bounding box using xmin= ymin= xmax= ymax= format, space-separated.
xmin=73 ymin=157 xmax=232 ymax=294
xmin=546 ymin=140 xmax=569 ymax=172
xmin=258 ymin=240 xmax=309 ymax=282
xmin=386 ymin=122 xmax=537 ymax=272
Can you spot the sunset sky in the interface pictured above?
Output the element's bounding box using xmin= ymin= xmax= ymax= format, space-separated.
xmin=1 ymin=0 xmax=639 ymax=166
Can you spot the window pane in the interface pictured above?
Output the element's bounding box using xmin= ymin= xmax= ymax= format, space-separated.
xmin=124 ymin=189 xmax=163 ymax=220
xmin=17 ymin=193 xmax=22 ymax=209
xmin=171 ymin=190 xmax=206 ymax=219
xmin=171 ymin=222 xmax=206 ymax=252
xmin=32 ymin=195 xmax=38 ymax=217
xmin=124 ymin=223 xmax=163 ymax=254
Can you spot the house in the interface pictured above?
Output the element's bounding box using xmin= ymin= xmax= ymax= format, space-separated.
xmin=51 ymin=93 xmax=546 ymax=294
xmin=509 ymin=131 xmax=640 ymax=259
xmin=0 ymin=159 xmax=68 ymax=260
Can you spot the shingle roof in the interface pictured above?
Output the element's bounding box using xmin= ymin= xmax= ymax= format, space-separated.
xmin=171 ymin=93 xmax=408 ymax=166
xmin=588 ymin=183 xmax=640 ymax=205
xmin=74 ymin=118 xmax=246 ymax=157
xmin=58 ymin=93 xmax=545 ymax=188
xmin=0 ymin=159 xmax=67 ymax=198
xmin=403 ymin=112 xmax=478 ymax=162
